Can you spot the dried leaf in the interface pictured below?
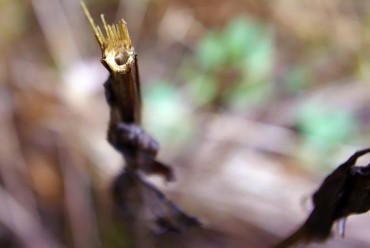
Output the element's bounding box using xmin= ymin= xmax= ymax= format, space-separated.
xmin=275 ymin=148 xmax=370 ymax=248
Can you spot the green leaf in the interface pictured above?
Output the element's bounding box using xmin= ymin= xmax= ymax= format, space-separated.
xmin=196 ymin=31 xmax=227 ymax=71
xmin=298 ymin=103 xmax=357 ymax=145
xmin=186 ymin=74 xmax=218 ymax=106
xmin=142 ymin=81 xmax=194 ymax=147
xmin=223 ymin=17 xmax=260 ymax=63
xmin=242 ymin=30 xmax=274 ymax=82
xmin=224 ymin=79 xmax=272 ymax=111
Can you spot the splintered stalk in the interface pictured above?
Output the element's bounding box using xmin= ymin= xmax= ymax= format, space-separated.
xmin=81 ymin=2 xmax=200 ymax=236
xmin=81 ymin=1 xmax=141 ymax=124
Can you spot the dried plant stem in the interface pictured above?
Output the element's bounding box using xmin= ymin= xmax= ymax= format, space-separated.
xmin=81 ymin=2 xmax=199 ymax=246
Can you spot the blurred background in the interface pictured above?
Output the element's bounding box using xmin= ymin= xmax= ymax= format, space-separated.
xmin=2 ymin=0 xmax=370 ymax=247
